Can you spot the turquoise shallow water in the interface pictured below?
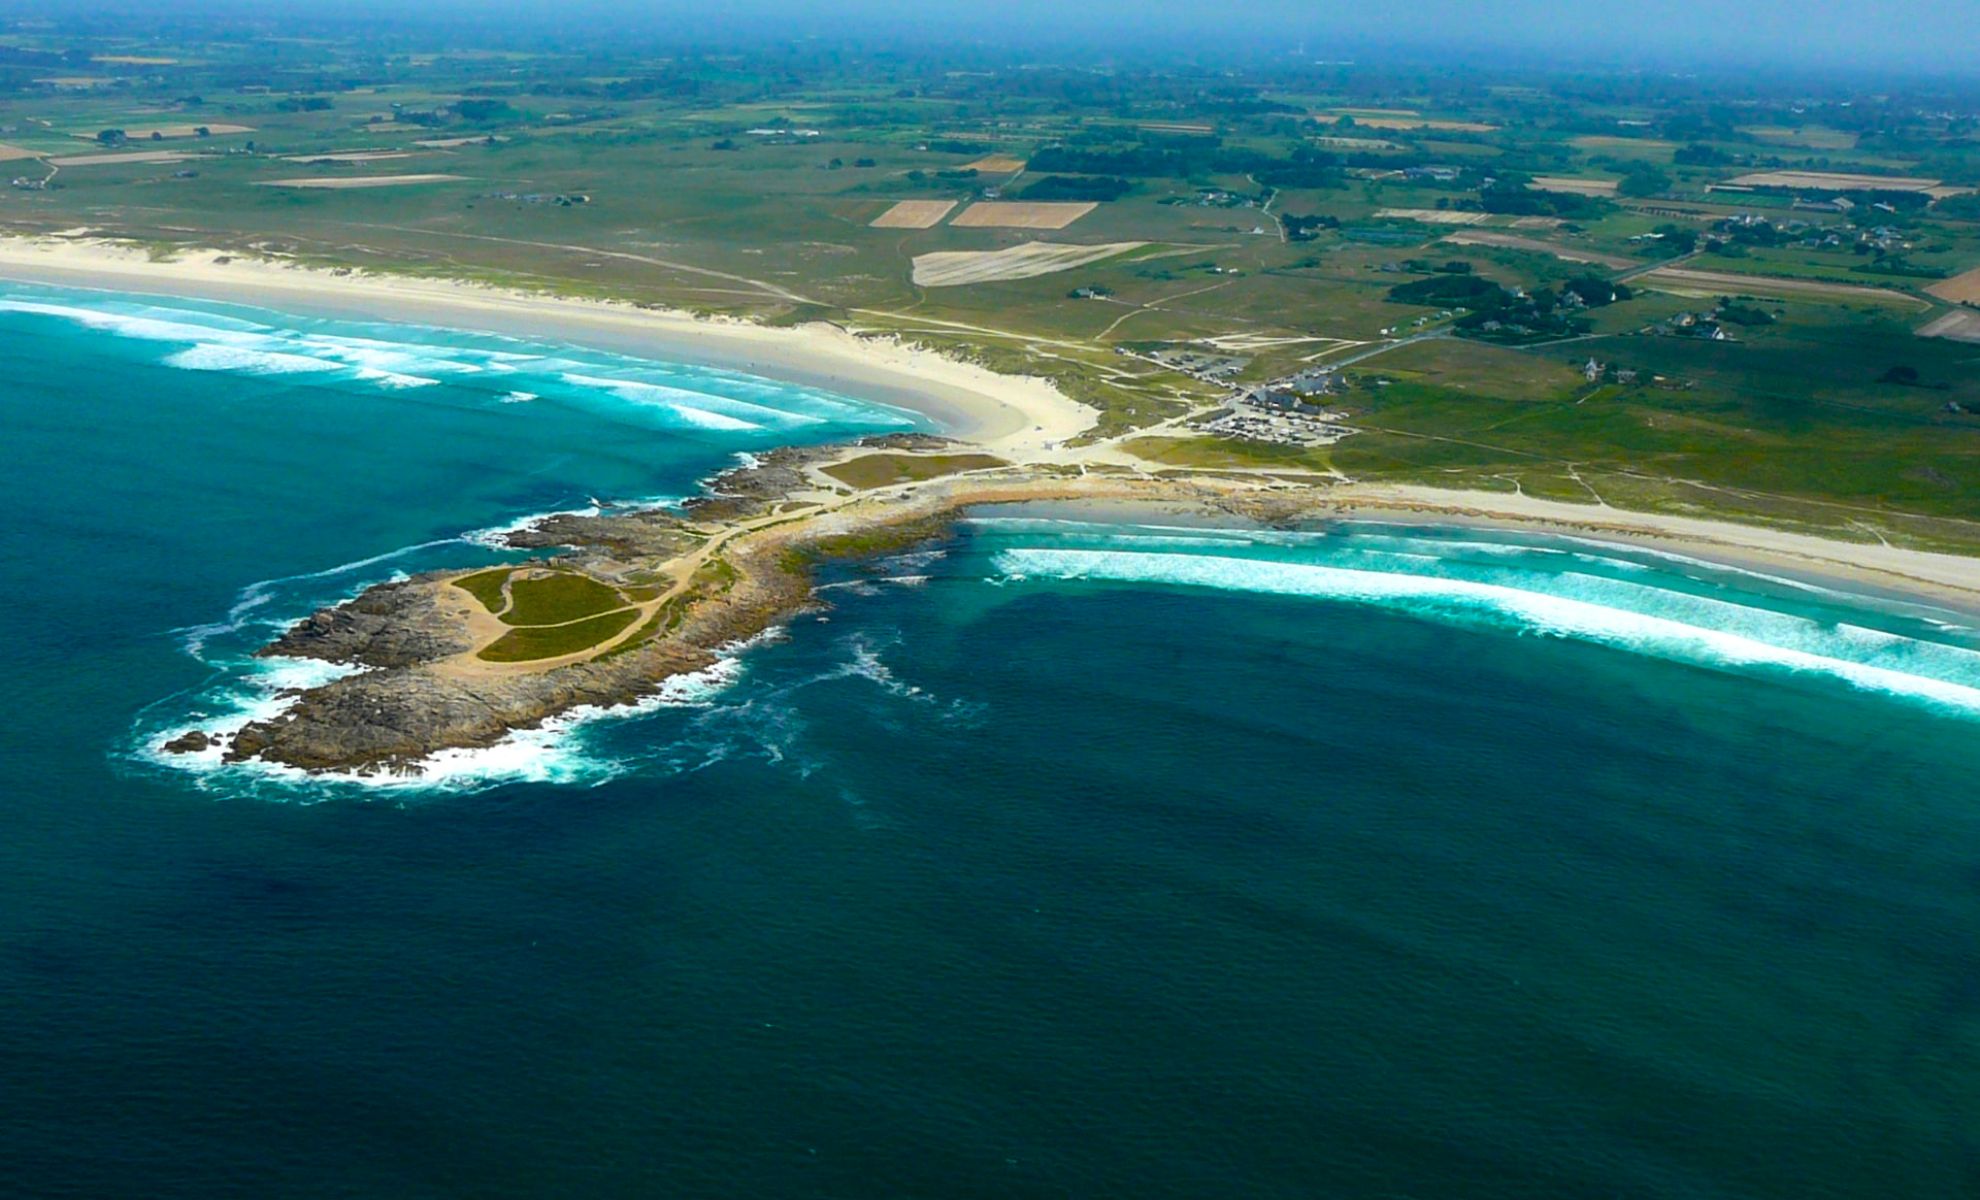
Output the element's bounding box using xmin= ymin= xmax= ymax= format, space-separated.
xmin=6 ymin=285 xmax=1980 ymax=1197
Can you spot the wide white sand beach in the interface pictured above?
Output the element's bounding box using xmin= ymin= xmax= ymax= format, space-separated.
xmin=0 ymin=234 xmax=1094 ymax=458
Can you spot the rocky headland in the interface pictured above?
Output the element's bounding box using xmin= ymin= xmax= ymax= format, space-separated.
xmin=187 ymin=441 xmax=1221 ymax=776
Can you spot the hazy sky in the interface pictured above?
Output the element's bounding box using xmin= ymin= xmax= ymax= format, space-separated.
xmin=29 ymin=0 xmax=1980 ymax=73
xmin=427 ymin=0 xmax=1977 ymax=69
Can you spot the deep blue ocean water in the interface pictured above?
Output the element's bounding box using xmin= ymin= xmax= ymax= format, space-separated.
xmin=7 ymin=284 xmax=1980 ymax=1197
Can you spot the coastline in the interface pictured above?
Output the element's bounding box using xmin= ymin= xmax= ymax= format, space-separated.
xmin=184 ymin=463 xmax=1980 ymax=778
xmin=1321 ymin=484 xmax=1980 ymax=615
xmin=4 ymin=231 xmax=1977 ymax=617
xmin=0 ymin=234 xmax=1094 ymax=458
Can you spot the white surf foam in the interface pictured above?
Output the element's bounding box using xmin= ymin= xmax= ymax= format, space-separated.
xmin=559 ymin=371 xmax=830 ymax=430
xmin=144 ymin=657 xmax=370 ymax=772
xmin=153 ymin=629 xmax=764 ymax=794
xmin=0 ymin=298 xmax=267 ymax=344
xmin=994 ymin=547 xmax=1980 ymax=717
xmin=163 ymin=343 xmax=346 ymax=376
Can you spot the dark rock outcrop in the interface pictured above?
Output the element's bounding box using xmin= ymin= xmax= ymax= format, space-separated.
xmin=504 ymin=509 xmax=700 ymax=559
xmin=162 ymin=730 xmax=212 ymax=754
xmin=226 ymin=535 xmax=812 ymax=774
xmin=258 ymin=575 xmax=473 ymax=669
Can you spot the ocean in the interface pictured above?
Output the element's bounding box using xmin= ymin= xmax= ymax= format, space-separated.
xmin=6 ymin=283 xmax=1980 ymax=1198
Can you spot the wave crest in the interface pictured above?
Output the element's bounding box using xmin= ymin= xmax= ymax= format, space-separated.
xmin=993 ymin=546 xmax=1980 ymax=716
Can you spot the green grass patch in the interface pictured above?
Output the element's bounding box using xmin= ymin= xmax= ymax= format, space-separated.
xmin=500 ymin=572 xmax=627 ymax=626
xmin=821 ymin=452 xmax=1009 ymax=489
xmin=452 ymin=568 xmax=514 ymax=614
xmin=477 ymin=608 xmax=639 ymax=662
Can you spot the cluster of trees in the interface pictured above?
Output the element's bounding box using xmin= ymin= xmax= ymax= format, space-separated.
xmin=1654 ymin=223 xmax=1700 ymax=254
xmin=1712 ymin=218 xmax=1797 ymax=249
xmin=1022 ymin=175 xmax=1132 ymax=201
xmin=1674 ymin=143 xmax=1735 ymax=167
xmin=1283 ymin=213 xmax=1340 ymax=242
xmin=1477 ymin=179 xmax=1606 ymax=219
xmin=1716 ymin=301 xmax=1776 ymax=327
xmin=1617 ymin=164 xmax=1672 ymax=197
xmin=455 ymin=98 xmax=515 ymax=123
xmin=1386 ymin=274 xmax=1504 ymax=308
xmin=1936 ymin=194 xmax=1980 ymax=221
xmin=1254 ymin=147 xmax=1348 ymax=190
xmin=274 ymin=96 xmax=334 ymax=113
xmin=1401 ymin=259 xmax=1473 ymax=275
xmin=1386 ymin=272 xmax=1631 ymax=343
xmin=1562 ymin=276 xmax=1633 ymax=306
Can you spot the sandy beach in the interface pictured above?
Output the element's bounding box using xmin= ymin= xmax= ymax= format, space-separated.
xmin=1322 ymin=484 xmax=1980 ymax=612
xmin=3 ymin=232 xmax=1978 ymax=610
xmin=0 ymin=234 xmax=1094 ymax=458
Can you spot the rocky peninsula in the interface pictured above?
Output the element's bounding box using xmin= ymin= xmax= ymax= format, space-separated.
xmin=170 ymin=439 xmax=1980 ymax=779
xmin=180 ymin=438 xmax=1224 ymax=776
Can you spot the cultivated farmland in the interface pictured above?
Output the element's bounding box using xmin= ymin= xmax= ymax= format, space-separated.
xmin=911 ymin=241 xmax=1145 ymax=287
xmin=1530 ymin=176 xmax=1619 ymax=196
xmin=1927 ymin=265 xmax=1980 ymax=305
xmin=869 ymin=200 xmax=958 ymax=229
xmin=47 ymin=150 xmax=193 ymax=166
xmin=71 ymin=122 xmax=252 ymax=139
xmin=950 ymin=201 xmax=1096 ymax=229
xmin=964 ymin=154 xmax=1027 ymax=174
xmin=1726 ymin=170 xmax=1944 ymax=193
xmin=1375 ymin=208 xmax=1492 ymax=226
xmin=1918 ymin=309 xmax=1980 ymax=343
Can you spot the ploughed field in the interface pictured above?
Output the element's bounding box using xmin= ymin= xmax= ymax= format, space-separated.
xmin=910 ymin=240 xmax=1145 ymax=287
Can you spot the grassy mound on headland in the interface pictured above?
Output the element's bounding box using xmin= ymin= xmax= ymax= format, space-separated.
xmin=477 ymin=608 xmax=639 ymax=662
xmin=500 ymin=573 xmax=626 ymax=626
xmin=452 ymin=568 xmax=514 ymax=614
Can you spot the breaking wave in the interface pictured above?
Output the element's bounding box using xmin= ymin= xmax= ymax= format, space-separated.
xmin=0 ymin=287 xmax=922 ymax=435
xmin=992 ymin=545 xmax=1980 ymax=717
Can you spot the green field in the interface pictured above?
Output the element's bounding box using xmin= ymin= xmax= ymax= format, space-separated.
xmin=498 ymin=572 xmax=627 ymax=626
xmin=477 ymin=608 xmax=640 ymax=663
xmin=452 ymin=567 xmax=514 ymax=614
